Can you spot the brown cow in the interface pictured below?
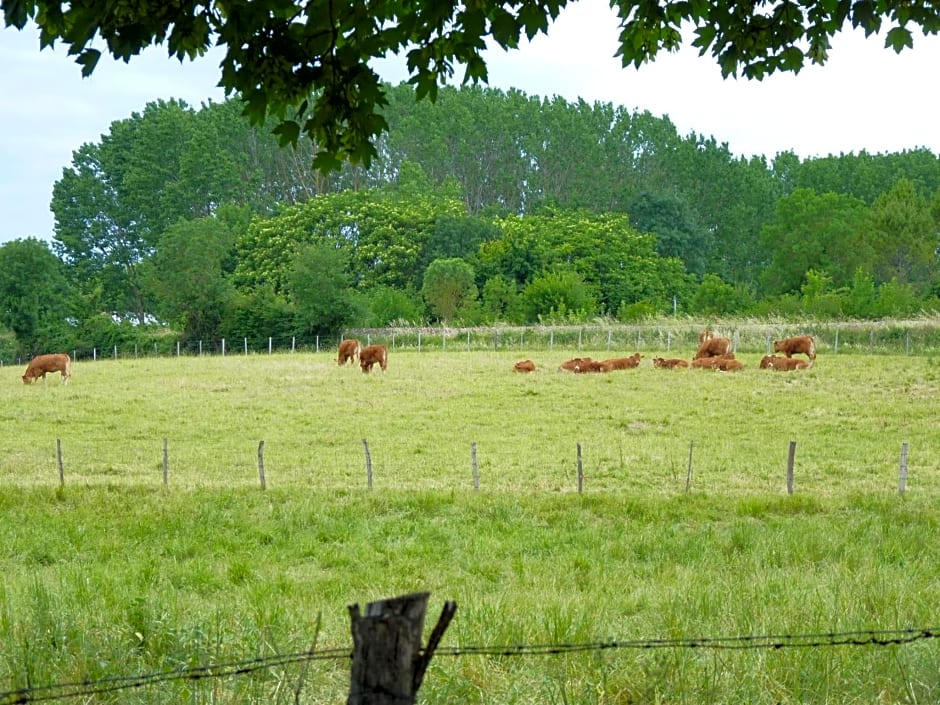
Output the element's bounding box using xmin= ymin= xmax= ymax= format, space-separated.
xmin=337 ymin=338 xmax=361 ymax=366
xmin=691 ymin=353 xmax=738 ymax=370
xmin=762 ymin=354 xmax=811 ymax=371
xmin=573 ymin=359 xmax=605 ymax=373
xmin=695 ymin=331 xmax=732 ymax=359
xmin=599 ymin=353 xmax=642 ymax=371
xmin=514 ymin=359 xmax=536 ymax=373
xmin=22 ymin=353 xmax=71 ymax=384
xmin=653 ymin=357 xmax=689 ymax=369
xmin=359 ymin=344 xmax=388 ymax=373
xmin=560 ymin=357 xmax=592 ymax=372
xmin=773 ymin=335 xmax=816 ymax=360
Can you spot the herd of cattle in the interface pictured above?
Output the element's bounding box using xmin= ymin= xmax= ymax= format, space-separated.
xmin=513 ymin=331 xmax=817 ymax=374
xmin=18 ymin=332 xmax=815 ymax=384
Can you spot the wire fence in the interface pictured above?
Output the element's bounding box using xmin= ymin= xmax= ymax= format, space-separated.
xmin=8 ymin=320 xmax=940 ymax=365
xmin=0 ymin=627 xmax=936 ymax=705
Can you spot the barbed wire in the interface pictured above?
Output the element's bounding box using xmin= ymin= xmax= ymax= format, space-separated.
xmin=0 ymin=647 xmax=350 ymax=705
xmin=0 ymin=627 xmax=936 ymax=705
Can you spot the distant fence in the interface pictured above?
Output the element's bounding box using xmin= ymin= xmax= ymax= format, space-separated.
xmin=10 ymin=320 xmax=940 ymax=364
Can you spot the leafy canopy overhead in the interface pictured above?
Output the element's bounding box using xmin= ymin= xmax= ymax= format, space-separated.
xmin=4 ymin=0 xmax=938 ymax=171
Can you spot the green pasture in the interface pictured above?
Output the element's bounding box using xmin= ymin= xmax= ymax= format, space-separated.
xmin=1 ymin=350 xmax=939 ymax=704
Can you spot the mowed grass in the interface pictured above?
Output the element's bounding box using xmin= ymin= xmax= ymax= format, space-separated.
xmin=1 ymin=349 xmax=940 ymax=704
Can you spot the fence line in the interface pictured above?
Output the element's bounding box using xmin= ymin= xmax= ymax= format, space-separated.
xmin=9 ymin=320 xmax=940 ymax=366
xmin=36 ymin=436 xmax=925 ymax=497
xmin=0 ymin=626 xmax=935 ymax=705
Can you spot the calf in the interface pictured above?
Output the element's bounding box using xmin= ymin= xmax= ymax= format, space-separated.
xmin=22 ymin=353 xmax=71 ymax=384
xmin=691 ymin=353 xmax=738 ymax=370
xmin=599 ymin=353 xmax=642 ymax=371
xmin=573 ymin=359 xmax=605 ymax=373
xmin=773 ymin=335 xmax=816 ymax=360
xmin=359 ymin=344 xmax=388 ymax=373
xmin=762 ymin=354 xmax=811 ymax=371
xmin=337 ymin=338 xmax=361 ymax=365
xmin=653 ymin=357 xmax=689 ymax=369
xmin=514 ymin=359 xmax=536 ymax=373
xmin=560 ymin=357 xmax=592 ymax=372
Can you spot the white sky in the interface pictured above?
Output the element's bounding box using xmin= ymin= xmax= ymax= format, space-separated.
xmin=2 ymin=0 xmax=939 ymax=245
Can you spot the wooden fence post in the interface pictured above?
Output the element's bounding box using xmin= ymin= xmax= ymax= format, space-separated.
xmin=471 ymin=442 xmax=479 ymax=491
xmin=685 ymin=441 xmax=693 ymax=493
xmin=56 ymin=438 xmax=64 ymax=486
xmin=786 ymin=441 xmax=796 ymax=495
xmin=363 ymin=439 xmax=373 ymax=489
xmin=347 ymin=592 xmax=456 ymax=705
xmin=576 ymin=442 xmax=583 ymax=494
xmin=899 ymin=442 xmax=909 ymax=495
xmin=257 ymin=440 xmax=266 ymax=490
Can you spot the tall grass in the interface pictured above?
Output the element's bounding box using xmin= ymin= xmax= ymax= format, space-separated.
xmin=1 ymin=349 xmax=939 ymax=703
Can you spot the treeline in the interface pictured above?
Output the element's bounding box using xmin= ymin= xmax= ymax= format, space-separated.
xmin=1 ymin=83 xmax=939 ymax=358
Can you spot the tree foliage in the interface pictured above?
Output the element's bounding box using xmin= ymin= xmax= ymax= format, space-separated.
xmin=421 ymin=258 xmax=478 ymax=323
xmin=0 ymin=238 xmax=73 ymax=355
xmin=7 ymin=0 xmax=938 ymax=173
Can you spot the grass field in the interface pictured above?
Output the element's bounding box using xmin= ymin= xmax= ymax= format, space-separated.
xmin=1 ymin=349 xmax=939 ymax=704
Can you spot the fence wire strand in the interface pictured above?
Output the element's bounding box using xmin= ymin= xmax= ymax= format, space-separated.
xmin=0 ymin=628 xmax=937 ymax=705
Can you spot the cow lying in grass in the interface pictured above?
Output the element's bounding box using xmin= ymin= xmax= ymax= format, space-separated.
xmin=760 ymin=354 xmax=812 ymax=371
xmin=652 ymin=357 xmax=689 ymax=369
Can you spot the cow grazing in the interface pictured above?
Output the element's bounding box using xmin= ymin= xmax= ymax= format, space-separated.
xmin=773 ymin=335 xmax=816 ymax=360
xmin=359 ymin=344 xmax=388 ymax=373
xmin=762 ymin=354 xmax=811 ymax=371
xmin=560 ymin=357 xmax=592 ymax=372
xmin=653 ymin=357 xmax=689 ymax=369
xmin=22 ymin=353 xmax=71 ymax=384
xmin=599 ymin=353 xmax=642 ymax=371
xmin=337 ymin=338 xmax=361 ymax=365
xmin=514 ymin=359 xmax=536 ymax=373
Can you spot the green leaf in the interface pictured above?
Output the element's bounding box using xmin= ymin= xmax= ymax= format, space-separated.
xmin=884 ymin=25 xmax=913 ymax=52
xmin=3 ymin=0 xmax=28 ymax=29
xmin=272 ymin=119 xmax=300 ymax=147
xmin=76 ymin=48 xmax=101 ymax=77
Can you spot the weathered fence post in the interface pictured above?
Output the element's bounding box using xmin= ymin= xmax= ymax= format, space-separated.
xmin=162 ymin=438 xmax=168 ymax=486
xmin=56 ymin=438 xmax=64 ymax=486
xmin=685 ymin=441 xmax=694 ymax=493
xmin=347 ymin=592 xmax=456 ymax=705
xmin=363 ymin=439 xmax=373 ymax=489
xmin=899 ymin=442 xmax=909 ymax=495
xmin=244 ymin=337 xmax=248 ymax=355
xmin=576 ymin=442 xmax=584 ymax=494
xmin=257 ymin=440 xmax=266 ymax=490
xmin=471 ymin=442 xmax=479 ymax=491
xmin=222 ymin=338 xmax=226 ymax=356
xmin=834 ymin=328 xmax=839 ymax=354
xmin=786 ymin=441 xmax=796 ymax=495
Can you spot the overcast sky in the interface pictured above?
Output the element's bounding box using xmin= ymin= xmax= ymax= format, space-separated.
xmin=2 ymin=0 xmax=939 ymax=245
